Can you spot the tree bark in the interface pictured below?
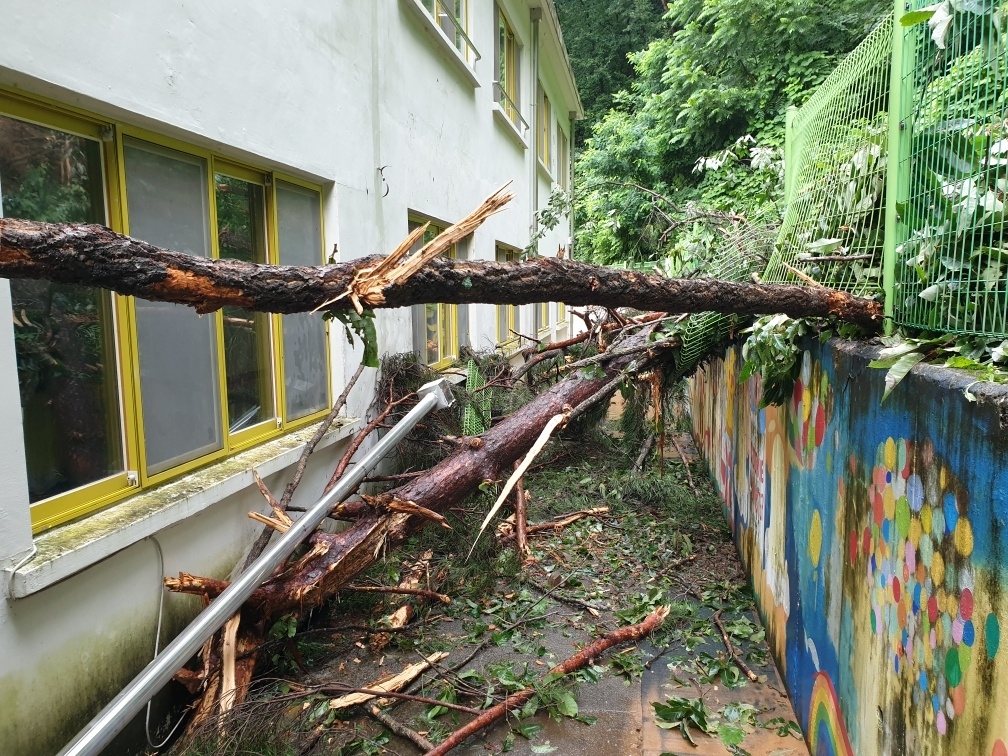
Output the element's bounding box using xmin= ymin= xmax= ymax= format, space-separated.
xmin=166 ymin=325 xmax=668 ymax=619
xmin=0 ymin=218 xmax=883 ymax=328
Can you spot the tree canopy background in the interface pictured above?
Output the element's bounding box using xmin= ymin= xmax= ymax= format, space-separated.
xmin=555 ymin=0 xmax=890 ymax=267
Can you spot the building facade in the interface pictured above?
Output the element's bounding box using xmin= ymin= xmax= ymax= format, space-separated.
xmin=0 ymin=2 xmax=581 ymax=752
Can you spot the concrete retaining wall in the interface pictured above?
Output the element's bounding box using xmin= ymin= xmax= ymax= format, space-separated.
xmin=689 ymin=339 xmax=1008 ymax=756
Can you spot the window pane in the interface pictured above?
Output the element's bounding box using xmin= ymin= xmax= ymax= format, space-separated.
xmin=495 ymin=246 xmax=515 ymax=343
xmin=498 ymin=10 xmax=519 ymax=125
xmin=215 ymin=175 xmax=274 ymax=432
xmin=425 ymin=303 xmax=441 ymax=365
xmin=123 ymin=139 xmax=222 ymax=474
xmin=276 ymin=182 xmax=327 ymax=420
xmin=0 ymin=115 xmax=124 ymax=501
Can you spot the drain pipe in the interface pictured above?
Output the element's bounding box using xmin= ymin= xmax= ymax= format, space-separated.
xmin=529 ymin=6 xmax=541 ymax=246
xmin=59 ymin=378 xmax=454 ymax=756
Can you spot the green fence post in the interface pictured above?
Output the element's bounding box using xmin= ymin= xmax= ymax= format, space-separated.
xmin=882 ymin=0 xmax=911 ymax=333
xmin=784 ymin=105 xmax=797 ymax=205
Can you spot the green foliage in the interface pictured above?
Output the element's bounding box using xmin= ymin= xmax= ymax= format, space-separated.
xmin=613 ymin=586 xmax=666 ymax=625
xmin=868 ymin=331 xmax=1008 ymax=401
xmin=325 ymin=308 xmax=379 ymax=368
xmin=888 ymin=1 xmax=1008 ymax=334
xmin=652 ymin=696 xmax=715 ymax=745
xmin=739 ymin=314 xmax=811 ymax=407
xmin=609 ymin=649 xmax=645 ymax=683
xmin=526 ymin=187 xmax=573 ymax=256
xmin=553 ymin=0 xmax=668 ymax=143
xmin=2 ymin=163 xmax=92 ymax=222
xmin=572 ymin=0 xmax=887 ymax=265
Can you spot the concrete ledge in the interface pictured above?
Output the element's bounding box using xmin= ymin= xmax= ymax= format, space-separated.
xmin=400 ymin=0 xmax=480 ymax=88
xmin=7 ymin=419 xmax=358 ymax=598
xmin=493 ymin=104 xmax=528 ymax=149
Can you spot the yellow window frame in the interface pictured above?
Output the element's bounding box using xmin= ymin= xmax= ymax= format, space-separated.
xmin=498 ymin=7 xmax=520 ymax=127
xmin=538 ymin=85 xmax=552 ymax=169
xmin=2 ymin=88 xmax=333 ymax=531
xmin=214 ymin=160 xmax=283 ymax=451
xmin=495 ymin=245 xmax=520 ymax=349
xmin=116 ymin=129 xmax=333 ymax=486
xmin=411 ymin=218 xmax=459 ymax=370
xmin=0 ymin=91 xmax=141 ymax=533
xmin=537 ymin=301 xmax=550 ymax=334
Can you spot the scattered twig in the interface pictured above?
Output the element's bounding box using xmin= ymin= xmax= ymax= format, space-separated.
xmin=247 ymin=511 xmax=291 ymax=534
xmin=513 ymin=348 xmax=563 ymax=381
xmin=284 ymin=364 xmax=366 ymax=508
xmin=781 ymin=260 xmax=824 ymax=287
xmin=564 ymin=340 xmax=655 ymax=371
xmin=712 ymin=610 xmax=760 ymax=683
xmin=368 ymin=704 xmax=435 ymax=752
xmin=526 ymin=577 xmax=604 ymax=619
xmin=508 ymin=327 xmax=540 ymax=345
xmin=324 ymin=392 xmax=415 ymax=494
xmin=633 ymin=432 xmax=656 ymax=473
xmin=345 ymin=585 xmax=451 ymax=605
xmin=526 ymin=507 xmax=609 ymax=536
xmin=423 ymin=606 xmax=670 ymax=756
xmin=648 ymin=553 xmax=698 ymax=584
xmin=272 ymin=681 xmax=479 ymax=715
xmin=668 ymin=434 xmax=698 ymax=496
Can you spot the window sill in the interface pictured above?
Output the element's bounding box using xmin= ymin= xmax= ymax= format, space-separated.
xmin=497 ymin=338 xmax=523 ymax=357
xmin=400 ymin=0 xmax=480 ymax=88
xmin=537 ymin=159 xmax=553 ymax=181
xmin=493 ymin=105 xmax=528 ymax=149
xmin=7 ymin=418 xmax=359 ymax=598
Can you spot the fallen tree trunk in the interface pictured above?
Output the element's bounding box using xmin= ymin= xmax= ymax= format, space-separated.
xmin=0 ymin=217 xmax=883 ymax=328
xmin=167 ymin=325 xmax=665 ymax=616
xmin=164 ymin=323 xmax=670 ymax=723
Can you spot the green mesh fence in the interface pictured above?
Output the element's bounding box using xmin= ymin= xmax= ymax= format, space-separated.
xmin=461 ymin=358 xmax=490 ymax=436
xmin=766 ymin=16 xmax=894 ymax=296
xmin=676 ymin=216 xmax=775 ymax=375
xmin=893 ymin=1 xmax=1008 ymax=335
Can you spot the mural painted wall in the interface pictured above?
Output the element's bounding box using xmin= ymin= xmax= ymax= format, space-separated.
xmin=689 ymin=338 xmax=1008 ymax=756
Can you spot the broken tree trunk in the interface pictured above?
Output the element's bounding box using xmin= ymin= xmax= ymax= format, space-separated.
xmin=167 ymin=325 xmax=667 ymax=615
xmin=0 ymin=217 xmax=883 ymax=328
xmin=164 ymin=323 xmax=670 ymax=720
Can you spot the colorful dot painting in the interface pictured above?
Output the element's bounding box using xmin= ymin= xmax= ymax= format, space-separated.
xmin=790 ymin=352 xmax=832 ymax=469
xmin=850 ymin=437 xmax=990 ymax=738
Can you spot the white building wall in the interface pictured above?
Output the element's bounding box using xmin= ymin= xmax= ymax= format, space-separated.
xmin=0 ymin=1 xmax=580 ymax=753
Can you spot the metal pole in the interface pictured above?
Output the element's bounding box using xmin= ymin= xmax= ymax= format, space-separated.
xmin=59 ymin=378 xmax=454 ymax=756
xmin=529 ymin=6 xmax=541 ymax=245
